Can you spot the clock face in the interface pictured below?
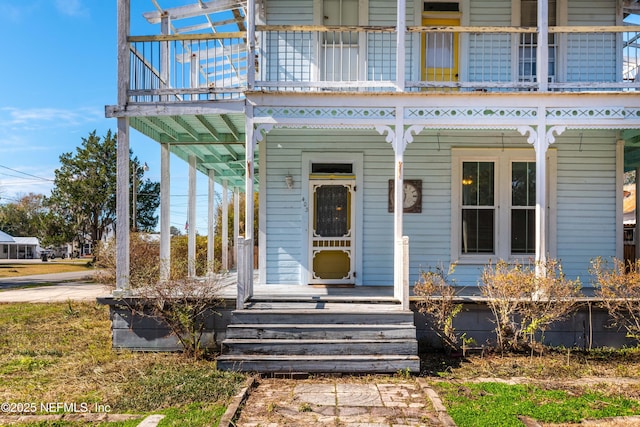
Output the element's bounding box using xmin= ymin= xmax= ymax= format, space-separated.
xmin=403 ymin=182 xmax=419 ymax=209
xmin=388 ymin=179 xmax=422 ymax=213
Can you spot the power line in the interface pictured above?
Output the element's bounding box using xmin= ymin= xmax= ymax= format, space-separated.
xmin=0 ymin=164 xmax=53 ymax=182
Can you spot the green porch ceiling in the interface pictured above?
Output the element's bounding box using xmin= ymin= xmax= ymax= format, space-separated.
xmin=130 ymin=113 xmax=255 ymax=189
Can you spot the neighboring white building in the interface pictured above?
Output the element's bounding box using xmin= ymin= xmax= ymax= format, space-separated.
xmin=0 ymin=230 xmax=40 ymax=260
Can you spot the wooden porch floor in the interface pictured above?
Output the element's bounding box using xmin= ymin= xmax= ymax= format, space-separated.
xmin=218 ymin=270 xmax=398 ymax=302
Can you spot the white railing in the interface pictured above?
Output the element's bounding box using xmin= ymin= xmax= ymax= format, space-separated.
xmin=125 ymin=26 xmax=640 ymax=99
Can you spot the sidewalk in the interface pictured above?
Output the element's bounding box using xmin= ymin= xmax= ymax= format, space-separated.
xmin=230 ymin=376 xmax=456 ymax=427
xmin=0 ymin=270 xmax=109 ymax=302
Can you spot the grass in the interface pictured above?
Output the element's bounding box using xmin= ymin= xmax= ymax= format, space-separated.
xmin=0 ymin=260 xmax=94 ymax=278
xmin=432 ymin=381 xmax=640 ymax=427
xmin=0 ymin=302 xmax=246 ymax=426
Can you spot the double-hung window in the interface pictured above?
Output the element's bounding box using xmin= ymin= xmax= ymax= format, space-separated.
xmin=452 ymin=148 xmax=555 ymax=262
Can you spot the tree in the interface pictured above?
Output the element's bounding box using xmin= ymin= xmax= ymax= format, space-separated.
xmin=47 ymin=130 xmax=160 ymax=251
xmin=133 ymin=173 xmax=160 ymax=232
xmin=170 ymin=225 xmax=182 ymax=236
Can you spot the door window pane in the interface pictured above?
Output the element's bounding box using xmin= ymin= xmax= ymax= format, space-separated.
xmin=315 ymin=185 xmax=349 ymax=237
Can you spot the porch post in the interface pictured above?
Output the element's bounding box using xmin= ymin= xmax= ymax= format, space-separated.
xmin=534 ymin=125 xmax=548 ymax=274
xmin=247 ymin=0 xmax=256 ymax=89
xmin=537 ymin=0 xmax=549 ymax=91
xmin=234 ymin=187 xmax=241 ymax=269
xmin=188 ymin=155 xmax=197 ymax=278
xmin=159 ymin=142 xmax=171 ymax=282
xmin=160 ymin=12 xmax=170 ymax=102
xmin=207 ymin=169 xmax=216 ymax=275
xmin=393 ymin=109 xmax=407 ymax=308
xmin=222 ymin=179 xmax=229 ymax=271
xmin=242 ymin=107 xmax=256 ymax=303
xmin=116 ymin=118 xmax=130 ymax=294
xmin=396 ymin=0 xmax=406 ymax=91
xmin=115 ymin=0 xmax=130 ymax=294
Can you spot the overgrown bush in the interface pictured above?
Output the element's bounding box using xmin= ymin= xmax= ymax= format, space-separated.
xmin=94 ymin=234 xmax=219 ymax=287
xmin=132 ymin=263 xmax=224 ymax=360
xmin=94 ymin=233 xmax=160 ymax=287
xmin=414 ymin=264 xmax=463 ymax=352
xmin=480 ymin=259 xmax=581 ymax=353
xmin=591 ymin=257 xmax=640 ymax=342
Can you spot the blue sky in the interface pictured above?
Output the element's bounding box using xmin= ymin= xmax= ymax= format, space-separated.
xmin=0 ymin=0 xmax=216 ymax=235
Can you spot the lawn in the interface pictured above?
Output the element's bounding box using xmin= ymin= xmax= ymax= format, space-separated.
xmin=0 ymin=260 xmax=94 ymax=278
xmin=0 ymin=302 xmax=246 ymax=426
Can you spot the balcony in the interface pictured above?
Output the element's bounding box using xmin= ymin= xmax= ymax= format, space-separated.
xmin=125 ymin=25 xmax=640 ymax=103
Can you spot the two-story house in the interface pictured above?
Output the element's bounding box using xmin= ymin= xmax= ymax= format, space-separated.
xmin=105 ymin=0 xmax=640 ymax=373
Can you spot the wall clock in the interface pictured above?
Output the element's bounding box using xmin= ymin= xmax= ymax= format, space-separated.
xmin=388 ymin=179 xmax=422 ymax=213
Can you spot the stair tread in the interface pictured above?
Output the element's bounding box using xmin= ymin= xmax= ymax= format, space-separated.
xmin=218 ymin=354 xmax=420 ymax=360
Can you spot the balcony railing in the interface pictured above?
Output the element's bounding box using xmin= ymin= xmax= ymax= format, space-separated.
xmin=124 ymin=26 xmax=640 ymax=102
xmin=128 ymin=33 xmax=248 ymax=103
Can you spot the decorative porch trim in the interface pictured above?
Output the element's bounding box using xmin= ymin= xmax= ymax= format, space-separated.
xmin=406 ymin=107 xmax=538 ymax=120
xmin=254 ymin=106 xmax=396 ymax=120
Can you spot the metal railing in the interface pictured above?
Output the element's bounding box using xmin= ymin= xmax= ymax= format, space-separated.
xmin=128 ymin=34 xmax=248 ymax=103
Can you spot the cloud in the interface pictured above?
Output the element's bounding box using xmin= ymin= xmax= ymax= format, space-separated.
xmin=55 ymin=0 xmax=89 ymax=17
xmin=0 ymin=106 xmax=103 ymax=130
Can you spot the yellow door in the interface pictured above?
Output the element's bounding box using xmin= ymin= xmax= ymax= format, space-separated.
xmin=422 ymin=17 xmax=459 ymax=82
xmin=309 ymin=178 xmax=356 ymax=284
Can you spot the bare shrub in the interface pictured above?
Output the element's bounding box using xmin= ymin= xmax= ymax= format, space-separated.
xmin=481 ymin=259 xmax=581 ymax=353
xmin=94 ymin=233 xmax=159 ymax=288
xmin=132 ymin=262 xmax=224 ymax=360
xmin=591 ymin=257 xmax=640 ymax=342
xmin=414 ymin=264 xmax=463 ymax=352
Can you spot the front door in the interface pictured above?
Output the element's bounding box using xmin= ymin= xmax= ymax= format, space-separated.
xmin=422 ymin=16 xmax=460 ymax=82
xmin=309 ymin=178 xmax=356 ymax=284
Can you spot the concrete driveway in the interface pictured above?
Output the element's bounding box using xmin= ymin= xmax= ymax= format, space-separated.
xmin=0 ymin=270 xmax=111 ymax=303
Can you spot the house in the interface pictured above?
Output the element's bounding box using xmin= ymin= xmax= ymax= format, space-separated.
xmin=104 ymin=0 xmax=640 ymax=372
xmin=0 ymin=230 xmax=40 ymax=260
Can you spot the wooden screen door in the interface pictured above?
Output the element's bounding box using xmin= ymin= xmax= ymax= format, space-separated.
xmin=309 ymin=179 xmax=356 ymax=284
xmin=422 ymin=16 xmax=460 ymax=82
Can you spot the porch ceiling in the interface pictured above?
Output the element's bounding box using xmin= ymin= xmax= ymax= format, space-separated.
xmin=130 ymin=112 xmax=253 ymax=189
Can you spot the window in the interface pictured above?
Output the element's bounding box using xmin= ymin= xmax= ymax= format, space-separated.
xmin=519 ymin=0 xmax=556 ymax=82
xmin=452 ymin=149 xmax=555 ymax=262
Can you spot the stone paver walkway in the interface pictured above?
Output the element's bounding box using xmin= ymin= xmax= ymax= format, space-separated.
xmin=234 ymin=377 xmax=447 ymax=426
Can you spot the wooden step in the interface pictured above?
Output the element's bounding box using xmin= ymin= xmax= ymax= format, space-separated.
xmin=229 ymin=309 xmax=414 ymax=325
xmin=216 ymin=354 xmax=421 ymax=374
xmin=222 ymin=338 xmax=418 ymax=355
xmin=225 ymin=323 xmax=417 ymax=340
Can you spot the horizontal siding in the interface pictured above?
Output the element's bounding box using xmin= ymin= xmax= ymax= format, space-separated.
xmin=264 ymin=129 xmax=619 ymax=288
xmin=470 ymin=0 xmax=512 ymax=26
xmin=555 ymin=130 xmax=618 ymax=280
xmin=266 ymin=0 xmax=314 ymax=25
xmin=568 ymin=0 xmax=616 ymax=26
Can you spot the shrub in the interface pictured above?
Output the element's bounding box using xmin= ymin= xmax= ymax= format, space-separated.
xmin=591 ymin=257 xmax=640 ymax=342
xmin=481 ymin=259 xmax=581 ymax=353
xmin=414 ymin=264 xmax=463 ymax=352
xmin=94 ymin=233 xmax=160 ymax=288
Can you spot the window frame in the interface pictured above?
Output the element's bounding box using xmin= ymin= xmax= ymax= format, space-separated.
xmin=451 ymin=147 xmax=556 ymax=264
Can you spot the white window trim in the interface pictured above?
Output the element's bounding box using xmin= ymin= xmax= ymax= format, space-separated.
xmin=450 ymin=147 xmax=557 ymax=265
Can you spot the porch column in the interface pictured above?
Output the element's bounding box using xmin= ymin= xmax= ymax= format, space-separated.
xmin=396 ymin=0 xmax=406 ymax=91
xmin=537 ymin=0 xmax=549 ymax=91
xmin=222 ymin=179 xmax=229 ymax=271
xmin=534 ymin=125 xmax=548 ymax=273
xmin=240 ymin=109 xmax=257 ymax=306
xmin=188 ymin=155 xmax=197 ymax=278
xmin=114 ymin=0 xmax=130 ymax=294
xmin=234 ymin=187 xmax=241 ymax=269
xmin=160 ymin=12 xmax=170 ymax=102
xmin=159 ymin=142 xmax=171 ymax=282
xmin=207 ymin=169 xmax=216 ymax=275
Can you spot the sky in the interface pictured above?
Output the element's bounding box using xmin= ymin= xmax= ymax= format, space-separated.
xmin=0 ymin=0 xmax=218 ymax=235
